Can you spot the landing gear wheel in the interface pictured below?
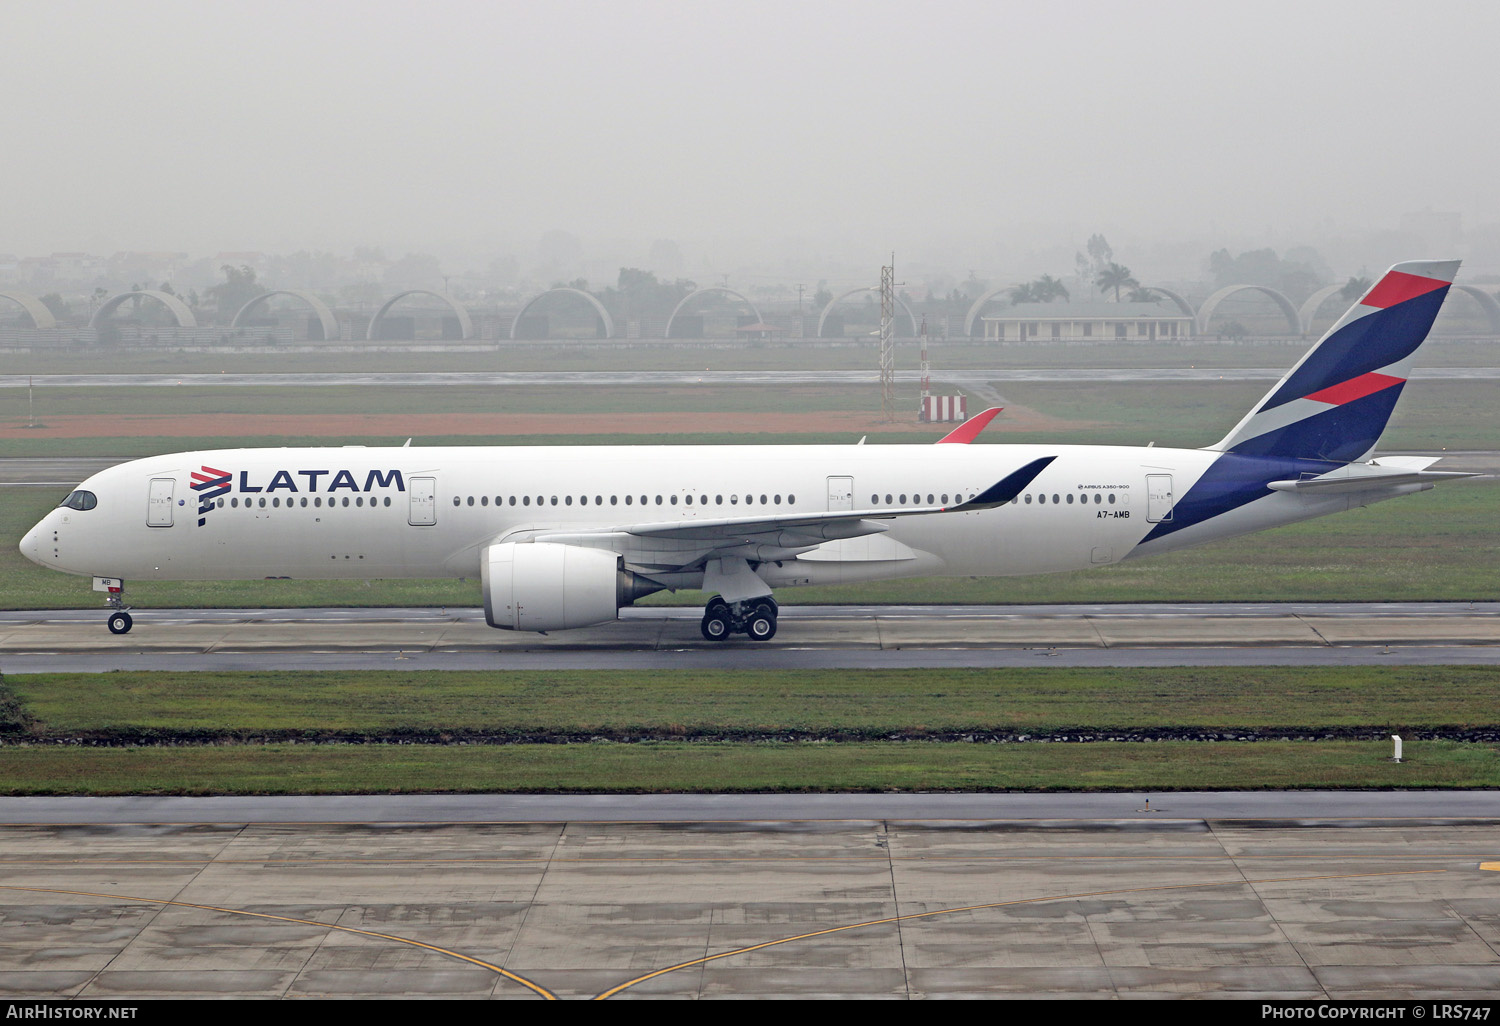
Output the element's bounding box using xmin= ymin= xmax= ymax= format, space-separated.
xmin=700 ymin=611 xmax=731 ymax=641
xmin=746 ymin=610 xmax=777 ymax=641
xmin=107 ymin=611 xmax=133 ymax=635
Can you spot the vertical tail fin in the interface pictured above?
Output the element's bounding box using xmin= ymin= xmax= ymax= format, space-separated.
xmin=1210 ymin=259 xmax=1459 ymax=462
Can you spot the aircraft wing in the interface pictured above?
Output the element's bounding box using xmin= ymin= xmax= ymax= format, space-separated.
xmin=507 ymin=456 xmax=1056 ymax=570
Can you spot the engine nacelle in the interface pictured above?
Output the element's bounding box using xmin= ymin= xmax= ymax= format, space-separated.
xmin=481 ymin=542 xmax=660 ymax=632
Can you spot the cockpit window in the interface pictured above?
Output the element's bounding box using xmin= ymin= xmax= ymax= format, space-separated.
xmin=58 ymin=490 xmax=97 ymax=511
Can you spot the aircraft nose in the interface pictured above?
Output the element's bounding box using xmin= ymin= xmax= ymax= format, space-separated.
xmin=19 ymin=519 xmax=46 ymax=567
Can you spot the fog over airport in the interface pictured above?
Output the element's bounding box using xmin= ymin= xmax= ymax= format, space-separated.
xmin=5 ymin=0 xmax=1500 ymax=289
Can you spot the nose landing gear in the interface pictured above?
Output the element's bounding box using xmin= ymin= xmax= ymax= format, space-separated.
xmin=699 ymin=596 xmax=778 ymax=642
xmin=98 ymin=578 xmax=133 ymax=634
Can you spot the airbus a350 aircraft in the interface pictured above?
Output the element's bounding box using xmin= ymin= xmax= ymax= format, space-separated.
xmin=20 ymin=260 xmax=1477 ymax=641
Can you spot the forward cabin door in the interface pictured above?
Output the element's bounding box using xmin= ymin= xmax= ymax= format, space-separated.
xmin=147 ymin=478 xmax=175 ymax=527
xmin=408 ymin=476 xmax=436 ymax=526
xmin=1146 ymin=474 xmax=1175 ymax=523
xmin=827 ymin=476 xmax=854 ymax=511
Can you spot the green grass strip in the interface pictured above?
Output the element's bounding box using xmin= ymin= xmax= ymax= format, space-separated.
xmin=0 ymin=740 xmax=1492 ymax=795
xmin=12 ymin=667 xmax=1500 ymax=734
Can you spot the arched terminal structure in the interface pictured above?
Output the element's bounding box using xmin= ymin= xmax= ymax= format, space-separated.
xmin=1196 ymin=284 xmax=1300 ymax=336
xmin=963 ymin=286 xmax=1018 ymax=338
xmin=89 ymin=290 xmax=198 ymax=330
xmin=664 ymin=287 xmax=764 ymax=339
xmin=1298 ymin=284 xmax=1348 ymax=335
xmin=817 ymin=287 xmax=919 ymax=338
xmin=0 ymin=292 xmax=57 ymax=329
xmin=232 ymin=290 xmax=340 ymax=341
xmin=509 ymin=287 xmax=615 ymax=339
xmin=1139 ymin=285 xmax=1197 ymax=322
xmin=366 ymin=290 xmax=474 ymax=341
xmin=1451 ymin=285 xmax=1500 ymax=334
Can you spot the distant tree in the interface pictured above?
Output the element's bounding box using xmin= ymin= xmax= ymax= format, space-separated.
xmin=159 ymin=282 xmax=175 ymax=296
xmin=1126 ymin=286 xmax=1158 ymax=303
xmin=1339 ymin=275 xmax=1374 ymax=301
xmin=1095 ymin=263 xmax=1139 ymax=301
xmin=1009 ymin=282 xmax=1039 ymax=303
xmin=1033 ymin=274 xmax=1070 ymax=302
xmin=207 ymin=265 xmax=262 ymax=321
xmin=1207 ymin=247 xmax=1330 ymax=302
xmin=1086 ymin=234 xmax=1113 ymax=273
xmin=813 ymin=284 xmax=833 ymax=310
xmin=39 ymin=293 xmax=69 ymax=318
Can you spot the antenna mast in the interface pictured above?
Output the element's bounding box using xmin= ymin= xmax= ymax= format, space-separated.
xmin=879 ymin=255 xmax=896 ymax=420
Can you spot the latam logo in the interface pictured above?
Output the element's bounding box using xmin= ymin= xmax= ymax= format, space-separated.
xmin=187 ymin=467 xmax=407 ymax=527
xmin=189 ymin=465 xmax=232 ymax=526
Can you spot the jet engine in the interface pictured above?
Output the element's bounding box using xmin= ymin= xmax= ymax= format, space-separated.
xmin=480 ymin=542 xmax=662 ymax=632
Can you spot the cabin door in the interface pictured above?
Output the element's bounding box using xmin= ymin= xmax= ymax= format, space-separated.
xmin=827 ymin=476 xmax=854 ymax=511
xmin=408 ymin=476 xmax=436 ymax=526
xmin=147 ymin=478 xmax=175 ymax=527
xmin=1145 ymin=474 xmax=1175 ymax=523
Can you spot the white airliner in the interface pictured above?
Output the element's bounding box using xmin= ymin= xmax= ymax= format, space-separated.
xmin=20 ymin=260 xmax=1477 ymax=640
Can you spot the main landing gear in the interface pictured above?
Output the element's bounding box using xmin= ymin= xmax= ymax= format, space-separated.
xmin=700 ymin=595 xmax=778 ymax=642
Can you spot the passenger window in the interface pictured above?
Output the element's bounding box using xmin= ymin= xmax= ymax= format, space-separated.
xmin=550 ymin=496 xmax=558 ymax=506
xmin=259 ymin=498 xmax=267 ymax=508
xmin=656 ymin=496 xmax=663 ymax=505
xmin=579 ymin=496 xmax=586 ymax=505
xmin=481 ymin=496 xmax=489 ymax=506
xmin=595 ymin=495 xmax=602 ymax=505
xmin=231 ymin=498 xmax=239 ymax=508
xmin=670 ymin=495 xmax=677 ymax=505
xmin=788 ymin=494 xmax=795 ymax=504
xmin=452 ymin=496 xmax=460 ymax=506
xmin=625 ymin=495 xmax=632 ymax=505
xmin=1108 ymin=493 xmax=1116 ymax=504
xmin=565 ymin=496 xmax=573 ymax=506
xmin=342 ymin=497 xmax=350 ymax=507
xmin=1066 ymin=494 xmax=1074 ymax=504
xmin=942 ymin=494 xmax=949 ymax=504
xmin=730 ymin=495 xmax=738 ymax=504
xmin=611 ymin=495 xmax=618 ymax=505
xmin=716 ymin=495 xmax=723 ymax=504
xmin=885 ymin=494 xmax=893 ymax=504
xmin=523 ymin=496 xmax=531 ymax=506
xmin=384 ymin=497 xmax=391 ymax=507
xmin=1025 ymin=494 xmax=1032 ymax=504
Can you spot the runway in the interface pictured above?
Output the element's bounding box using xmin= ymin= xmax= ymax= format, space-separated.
xmin=3 ymin=602 xmax=1498 ymax=672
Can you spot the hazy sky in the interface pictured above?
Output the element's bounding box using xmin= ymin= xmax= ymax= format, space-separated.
xmin=5 ymin=0 xmax=1498 ymax=273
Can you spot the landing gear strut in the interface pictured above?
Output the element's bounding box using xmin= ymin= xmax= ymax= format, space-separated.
xmin=700 ymin=595 xmax=778 ymax=642
xmin=103 ymin=582 xmax=133 ymax=634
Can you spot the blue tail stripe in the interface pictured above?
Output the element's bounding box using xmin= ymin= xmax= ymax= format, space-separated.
xmin=1142 ymin=453 xmax=1337 ymax=544
xmin=1227 ymin=383 xmax=1405 ymax=462
xmin=1260 ymin=287 xmax=1447 ymax=412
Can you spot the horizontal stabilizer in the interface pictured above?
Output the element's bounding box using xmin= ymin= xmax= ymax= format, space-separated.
xmin=1268 ymin=457 xmax=1479 ymax=494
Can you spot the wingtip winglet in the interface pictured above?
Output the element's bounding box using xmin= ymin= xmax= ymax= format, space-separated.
xmin=935 ymin=407 xmax=1003 ymax=444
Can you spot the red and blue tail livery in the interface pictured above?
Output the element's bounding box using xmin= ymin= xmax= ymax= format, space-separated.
xmin=1212 ymin=260 xmax=1459 ymax=463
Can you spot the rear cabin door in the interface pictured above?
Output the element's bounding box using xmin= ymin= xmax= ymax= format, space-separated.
xmin=826 ymin=476 xmax=854 ymax=511
xmin=147 ymin=478 xmax=175 ymax=527
xmin=408 ymin=476 xmax=436 ymax=526
xmin=1145 ymin=474 xmax=1175 ymax=523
